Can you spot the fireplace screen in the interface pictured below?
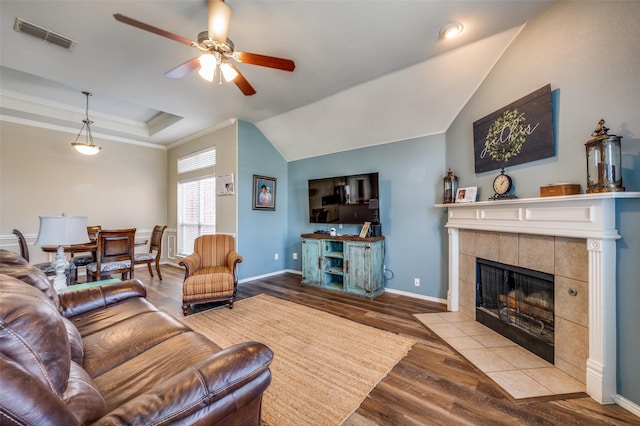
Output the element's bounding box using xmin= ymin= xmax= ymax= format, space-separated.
xmin=476 ymin=258 xmax=554 ymax=362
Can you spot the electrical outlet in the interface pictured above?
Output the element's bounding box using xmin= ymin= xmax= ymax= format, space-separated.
xmin=274 ymin=253 xmax=279 ymax=260
xmin=414 ymin=278 xmax=420 ymax=287
xmin=293 ymin=252 xmax=298 ymax=260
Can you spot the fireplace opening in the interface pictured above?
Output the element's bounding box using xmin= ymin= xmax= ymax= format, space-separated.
xmin=476 ymin=258 xmax=554 ymax=363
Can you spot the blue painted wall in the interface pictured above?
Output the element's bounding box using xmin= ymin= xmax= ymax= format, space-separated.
xmin=237 ymin=121 xmax=288 ymax=279
xmin=286 ymin=135 xmax=447 ymax=299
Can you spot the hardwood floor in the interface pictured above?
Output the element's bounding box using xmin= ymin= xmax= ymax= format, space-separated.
xmin=135 ymin=265 xmax=639 ymax=425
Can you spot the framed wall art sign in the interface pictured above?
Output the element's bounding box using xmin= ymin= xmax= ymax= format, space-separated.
xmin=252 ymin=175 xmax=277 ymax=210
xmin=473 ymin=84 xmax=554 ymax=173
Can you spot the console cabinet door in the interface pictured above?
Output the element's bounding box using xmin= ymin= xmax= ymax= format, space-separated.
xmin=344 ymin=241 xmax=384 ymax=297
xmin=301 ymin=239 xmax=322 ymax=284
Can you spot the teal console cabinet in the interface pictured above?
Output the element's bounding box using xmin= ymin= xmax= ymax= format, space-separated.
xmin=301 ymin=234 xmax=385 ymax=298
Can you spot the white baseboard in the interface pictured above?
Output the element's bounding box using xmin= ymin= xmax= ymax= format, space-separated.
xmin=384 ymin=288 xmax=447 ymax=306
xmin=239 ymin=269 xmax=300 ymax=283
xmin=613 ymin=394 xmax=640 ymax=418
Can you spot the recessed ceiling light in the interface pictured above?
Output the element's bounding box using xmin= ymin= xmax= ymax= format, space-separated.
xmin=440 ymin=22 xmax=464 ymax=40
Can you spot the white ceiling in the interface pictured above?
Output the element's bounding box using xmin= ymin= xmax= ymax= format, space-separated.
xmin=0 ymin=0 xmax=552 ymax=160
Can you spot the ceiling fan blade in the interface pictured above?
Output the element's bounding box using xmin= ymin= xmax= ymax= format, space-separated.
xmin=165 ymin=57 xmax=200 ymax=79
xmin=208 ymin=0 xmax=232 ymax=44
xmin=234 ymin=52 xmax=295 ymax=72
xmin=229 ymin=64 xmax=256 ymax=96
xmin=113 ymin=13 xmax=195 ymax=47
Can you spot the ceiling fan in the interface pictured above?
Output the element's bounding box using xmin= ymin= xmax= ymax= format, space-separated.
xmin=114 ymin=0 xmax=295 ymax=96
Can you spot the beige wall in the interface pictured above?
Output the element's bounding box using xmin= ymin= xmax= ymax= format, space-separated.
xmin=166 ymin=120 xmax=238 ymax=260
xmin=0 ymin=120 xmax=167 ymax=264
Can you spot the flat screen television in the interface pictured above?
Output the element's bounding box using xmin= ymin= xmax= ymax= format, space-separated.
xmin=308 ymin=172 xmax=379 ymax=224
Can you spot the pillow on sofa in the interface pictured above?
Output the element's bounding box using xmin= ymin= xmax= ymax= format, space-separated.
xmin=0 ymin=274 xmax=70 ymax=395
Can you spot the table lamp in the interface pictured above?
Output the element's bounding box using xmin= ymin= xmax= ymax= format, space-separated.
xmin=35 ymin=214 xmax=90 ymax=291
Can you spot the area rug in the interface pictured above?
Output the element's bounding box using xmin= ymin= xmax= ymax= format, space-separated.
xmin=182 ymin=294 xmax=415 ymax=426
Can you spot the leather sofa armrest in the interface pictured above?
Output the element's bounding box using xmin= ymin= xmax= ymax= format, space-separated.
xmin=96 ymin=341 xmax=273 ymax=425
xmin=179 ymin=253 xmax=202 ymax=278
xmin=59 ymin=279 xmax=147 ymax=318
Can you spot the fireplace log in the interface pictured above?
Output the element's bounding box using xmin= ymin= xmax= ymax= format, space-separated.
xmin=499 ymin=290 xmax=553 ymax=324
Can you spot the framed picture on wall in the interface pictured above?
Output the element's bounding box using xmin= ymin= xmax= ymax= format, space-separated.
xmin=216 ymin=173 xmax=235 ymax=196
xmin=252 ymin=175 xmax=277 ymax=210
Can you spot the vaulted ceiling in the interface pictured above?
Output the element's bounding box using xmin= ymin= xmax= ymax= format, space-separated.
xmin=0 ymin=1 xmax=552 ymax=160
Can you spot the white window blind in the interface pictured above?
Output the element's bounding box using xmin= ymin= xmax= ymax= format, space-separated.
xmin=177 ymin=148 xmax=216 ymax=256
xmin=178 ymin=148 xmax=216 ymax=174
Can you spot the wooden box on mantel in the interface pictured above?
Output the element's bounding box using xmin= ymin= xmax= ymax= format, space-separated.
xmin=540 ymin=183 xmax=581 ymax=197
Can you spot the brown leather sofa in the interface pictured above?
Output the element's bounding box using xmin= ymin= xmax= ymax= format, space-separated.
xmin=0 ymin=249 xmax=273 ymax=425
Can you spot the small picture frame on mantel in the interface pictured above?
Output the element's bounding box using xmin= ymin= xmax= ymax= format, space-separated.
xmin=455 ymin=186 xmax=478 ymax=203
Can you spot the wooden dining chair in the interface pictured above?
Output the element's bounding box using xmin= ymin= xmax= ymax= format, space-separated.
xmin=86 ymin=228 xmax=136 ymax=282
xmin=134 ymin=225 xmax=167 ymax=279
xmin=70 ymin=225 xmax=101 ymax=281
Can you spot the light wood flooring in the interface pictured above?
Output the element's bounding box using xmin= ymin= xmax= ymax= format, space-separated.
xmin=130 ymin=265 xmax=639 ymax=425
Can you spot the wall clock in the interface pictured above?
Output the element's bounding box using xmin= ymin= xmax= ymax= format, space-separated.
xmin=490 ymin=168 xmax=517 ymax=200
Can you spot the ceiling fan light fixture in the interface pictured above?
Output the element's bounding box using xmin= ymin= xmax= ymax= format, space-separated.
xmin=208 ymin=0 xmax=232 ymax=43
xmin=71 ymin=91 xmax=102 ymax=155
xmin=198 ymin=53 xmax=217 ymax=81
xmin=220 ymin=62 xmax=238 ymax=82
xmin=440 ymin=22 xmax=464 ymax=39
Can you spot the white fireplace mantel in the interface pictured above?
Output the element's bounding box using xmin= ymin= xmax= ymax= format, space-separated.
xmin=436 ymin=192 xmax=640 ymax=405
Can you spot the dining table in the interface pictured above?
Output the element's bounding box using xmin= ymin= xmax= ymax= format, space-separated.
xmin=40 ymin=239 xmax=149 ymax=254
xmin=41 ymin=239 xmax=149 ymax=284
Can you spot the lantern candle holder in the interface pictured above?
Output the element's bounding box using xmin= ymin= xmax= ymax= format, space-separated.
xmin=585 ymin=119 xmax=625 ymax=193
xmin=443 ymin=167 xmax=458 ymax=204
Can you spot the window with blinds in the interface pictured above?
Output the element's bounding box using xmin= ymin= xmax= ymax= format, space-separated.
xmin=177 ymin=148 xmax=216 ymax=256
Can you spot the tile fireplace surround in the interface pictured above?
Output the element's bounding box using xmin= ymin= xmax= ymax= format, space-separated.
xmin=436 ymin=192 xmax=640 ymax=405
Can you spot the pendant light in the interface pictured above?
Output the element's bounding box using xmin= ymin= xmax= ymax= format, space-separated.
xmin=71 ymin=91 xmax=101 ymax=155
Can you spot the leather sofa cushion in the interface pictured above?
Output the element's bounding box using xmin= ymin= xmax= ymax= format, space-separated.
xmin=0 ymin=275 xmax=70 ymax=395
xmin=80 ymin=307 xmax=192 ymax=377
xmin=94 ymin=332 xmax=223 ymax=411
xmin=63 ymin=317 xmax=84 ymax=365
xmin=0 ymin=249 xmax=28 ymax=265
xmin=0 ymin=263 xmax=59 ymax=309
xmin=63 ymin=361 xmax=107 ymax=423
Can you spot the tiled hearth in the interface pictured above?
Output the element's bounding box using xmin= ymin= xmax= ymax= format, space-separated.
xmin=415 ymin=310 xmax=586 ymax=402
xmin=436 ymin=193 xmax=639 ymax=404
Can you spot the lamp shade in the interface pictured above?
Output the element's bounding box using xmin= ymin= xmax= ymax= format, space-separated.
xmin=220 ymin=62 xmax=238 ymax=82
xmin=198 ymin=53 xmax=217 ymax=82
xmin=208 ymin=0 xmax=232 ymax=43
xmin=35 ymin=215 xmax=91 ymax=246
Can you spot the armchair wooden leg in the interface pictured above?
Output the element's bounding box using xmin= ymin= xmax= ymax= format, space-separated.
xmin=156 ymin=262 xmax=162 ymax=280
xmin=182 ymin=304 xmax=190 ymax=316
xmin=147 ymin=263 xmax=153 ymax=277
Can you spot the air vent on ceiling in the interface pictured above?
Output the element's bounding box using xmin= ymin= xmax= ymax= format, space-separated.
xmin=14 ymin=18 xmax=76 ymax=50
